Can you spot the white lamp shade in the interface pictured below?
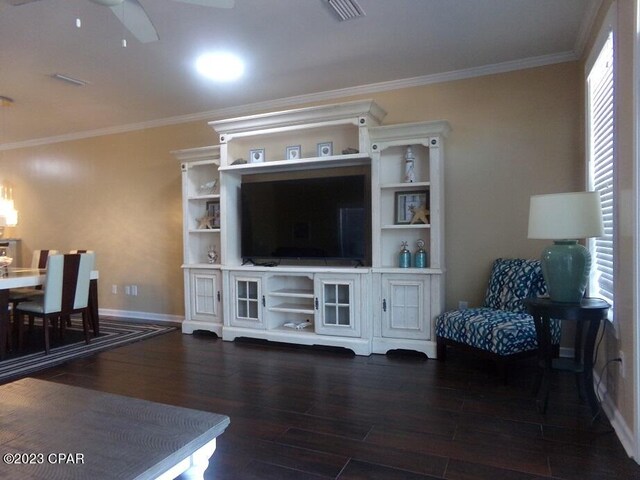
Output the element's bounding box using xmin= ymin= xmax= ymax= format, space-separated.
xmin=528 ymin=191 xmax=604 ymax=240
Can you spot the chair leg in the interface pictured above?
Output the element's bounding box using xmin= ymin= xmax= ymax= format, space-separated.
xmin=16 ymin=312 xmax=24 ymax=349
xmin=82 ymin=310 xmax=90 ymax=345
xmin=43 ymin=315 xmax=50 ymax=354
xmin=59 ymin=315 xmax=67 ymax=341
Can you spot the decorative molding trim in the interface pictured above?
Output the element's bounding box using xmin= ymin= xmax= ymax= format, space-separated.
xmin=99 ymin=308 xmax=183 ymax=326
xmin=0 ymin=51 xmax=577 ymax=152
xmin=574 ymin=0 xmax=604 ymax=58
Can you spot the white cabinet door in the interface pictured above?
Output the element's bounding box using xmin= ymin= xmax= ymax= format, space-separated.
xmin=381 ymin=274 xmax=431 ymax=340
xmin=230 ymin=273 xmax=264 ymax=329
xmin=314 ymin=274 xmax=360 ymax=337
xmin=190 ymin=270 xmax=221 ymax=323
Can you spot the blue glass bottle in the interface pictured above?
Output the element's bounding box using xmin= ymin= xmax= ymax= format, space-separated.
xmin=414 ymin=239 xmax=427 ymax=268
xmin=399 ymin=241 xmax=411 ymax=268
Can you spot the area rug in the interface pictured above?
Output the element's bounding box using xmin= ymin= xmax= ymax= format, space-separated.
xmin=0 ymin=318 xmax=175 ymax=384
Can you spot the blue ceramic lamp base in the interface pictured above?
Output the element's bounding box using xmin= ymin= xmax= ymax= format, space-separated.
xmin=540 ymin=240 xmax=591 ymax=303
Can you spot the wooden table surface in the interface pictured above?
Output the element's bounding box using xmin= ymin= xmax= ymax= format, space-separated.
xmin=0 ymin=378 xmax=230 ymax=479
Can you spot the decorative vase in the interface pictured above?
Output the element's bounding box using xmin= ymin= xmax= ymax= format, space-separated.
xmin=399 ymin=241 xmax=411 ymax=268
xmin=404 ymin=146 xmax=416 ymax=183
xmin=414 ymin=239 xmax=427 ymax=268
xmin=540 ymin=240 xmax=591 ymax=303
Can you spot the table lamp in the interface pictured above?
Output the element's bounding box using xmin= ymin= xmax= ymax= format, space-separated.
xmin=528 ymin=191 xmax=604 ymax=303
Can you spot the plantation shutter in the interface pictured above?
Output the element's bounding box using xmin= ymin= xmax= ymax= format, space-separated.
xmin=587 ymin=31 xmax=615 ymax=309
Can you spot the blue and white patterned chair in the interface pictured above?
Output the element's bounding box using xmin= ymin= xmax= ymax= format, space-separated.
xmin=436 ymin=258 xmax=560 ymax=377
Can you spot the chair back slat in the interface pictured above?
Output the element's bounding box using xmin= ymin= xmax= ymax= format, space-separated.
xmin=60 ymin=254 xmax=82 ymax=314
xmin=73 ymin=253 xmax=94 ymax=310
xmin=31 ymin=249 xmax=59 ymax=269
xmin=42 ymin=255 xmax=64 ymax=312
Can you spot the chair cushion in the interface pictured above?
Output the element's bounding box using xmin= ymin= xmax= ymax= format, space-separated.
xmin=15 ymin=298 xmax=45 ymax=314
xmin=435 ymin=307 xmax=561 ymax=356
xmin=483 ymin=258 xmax=546 ymax=313
xmin=9 ymin=288 xmax=43 ymax=301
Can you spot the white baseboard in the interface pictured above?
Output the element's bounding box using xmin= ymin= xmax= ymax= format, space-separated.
xmin=593 ymin=369 xmax=638 ymax=461
xmin=98 ymin=308 xmax=184 ymax=327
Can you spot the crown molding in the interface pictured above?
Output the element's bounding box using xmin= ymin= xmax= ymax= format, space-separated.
xmin=573 ymin=0 xmax=604 ymax=58
xmin=0 ymin=50 xmax=577 ymax=151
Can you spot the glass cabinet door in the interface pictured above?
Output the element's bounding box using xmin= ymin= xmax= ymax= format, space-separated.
xmin=323 ymin=283 xmax=351 ymax=326
xmin=230 ymin=274 xmax=264 ymax=329
xmin=315 ymin=275 xmax=360 ymax=337
xmin=191 ymin=270 xmax=219 ymax=321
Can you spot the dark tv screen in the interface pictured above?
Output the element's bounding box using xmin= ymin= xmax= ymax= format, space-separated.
xmin=241 ymin=175 xmax=368 ymax=263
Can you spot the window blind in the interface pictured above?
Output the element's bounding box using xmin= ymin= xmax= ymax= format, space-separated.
xmin=587 ymin=31 xmax=615 ymax=309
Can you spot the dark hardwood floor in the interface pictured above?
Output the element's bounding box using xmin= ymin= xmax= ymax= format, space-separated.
xmin=22 ymin=330 xmax=640 ymax=479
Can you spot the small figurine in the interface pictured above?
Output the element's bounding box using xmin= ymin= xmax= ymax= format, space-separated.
xmin=404 ymin=146 xmax=416 ymax=183
xmin=207 ymin=246 xmax=219 ymax=264
xmin=197 ymin=214 xmax=214 ymax=229
xmin=410 ymin=204 xmax=430 ymax=224
xmin=198 ymin=180 xmax=217 ymax=195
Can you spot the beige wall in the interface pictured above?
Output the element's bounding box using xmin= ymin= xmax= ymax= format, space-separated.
xmin=0 ymin=61 xmax=581 ymax=319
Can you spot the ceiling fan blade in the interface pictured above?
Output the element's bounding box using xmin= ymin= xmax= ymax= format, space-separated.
xmin=109 ymin=0 xmax=159 ymax=43
xmin=172 ymin=0 xmax=235 ymax=8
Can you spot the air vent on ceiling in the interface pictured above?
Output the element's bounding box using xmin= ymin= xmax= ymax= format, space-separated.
xmin=327 ymin=0 xmax=365 ymax=21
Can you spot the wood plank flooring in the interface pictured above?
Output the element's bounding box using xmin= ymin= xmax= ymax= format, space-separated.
xmin=19 ymin=330 xmax=640 ymax=479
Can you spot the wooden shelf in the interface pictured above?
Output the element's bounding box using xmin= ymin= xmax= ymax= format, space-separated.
xmin=380 ymin=181 xmax=430 ymax=190
xmin=269 ymin=288 xmax=314 ymax=298
xmin=187 ymin=194 xmax=220 ymax=201
xmin=381 ymin=224 xmax=430 ymax=230
xmin=269 ymin=303 xmax=315 ymax=314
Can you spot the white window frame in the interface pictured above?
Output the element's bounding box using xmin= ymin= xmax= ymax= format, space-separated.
xmin=585 ymin=3 xmax=617 ymax=323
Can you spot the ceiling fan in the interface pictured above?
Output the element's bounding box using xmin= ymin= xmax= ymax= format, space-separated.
xmin=4 ymin=0 xmax=235 ymax=43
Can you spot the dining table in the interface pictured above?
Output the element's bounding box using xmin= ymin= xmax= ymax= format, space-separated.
xmin=0 ymin=267 xmax=100 ymax=359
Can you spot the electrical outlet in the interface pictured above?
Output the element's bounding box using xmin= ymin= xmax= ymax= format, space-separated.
xmin=124 ymin=285 xmax=131 ymax=296
xmin=458 ymin=300 xmax=468 ymax=310
xmin=111 ymin=284 xmax=117 ymax=295
xmin=131 ymin=285 xmax=138 ymax=296
xmin=619 ymin=351 xmax=625 ymax=379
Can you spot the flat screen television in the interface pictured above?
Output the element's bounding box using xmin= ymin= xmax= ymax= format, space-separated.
xmin=241 ymin=175 xmax=369 ymax=264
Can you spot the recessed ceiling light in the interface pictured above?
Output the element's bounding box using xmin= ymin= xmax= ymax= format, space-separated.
xmin=195 ymin=52 xmax=244 ymax=82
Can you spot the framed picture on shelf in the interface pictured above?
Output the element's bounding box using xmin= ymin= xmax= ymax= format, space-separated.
xmin=285 ymin=145 xmax=301 ymax=160
xmin=249 ymin=148 xmax=265 ymax=163
xmin=206 ymin=200 xmax=221 ymax=228
xmin=395 ymin=190 xmax=429 ymax=225
xmin=317 ymin=142 xmax=333 ymax=157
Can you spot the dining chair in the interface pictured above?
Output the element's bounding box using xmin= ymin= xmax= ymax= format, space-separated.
xmin=9 ymin=249 xmax=59 ymax=303
xmin=15 ymin=253 xmax=95 ymax=354
xmin=65 ymin=250 xmax=96 ymax=331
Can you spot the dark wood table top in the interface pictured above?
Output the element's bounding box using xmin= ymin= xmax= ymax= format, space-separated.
xmin=523 ymin=297 xmax=610 ymax=321
xmin=0 ymin=378 xmax=230 ymax=479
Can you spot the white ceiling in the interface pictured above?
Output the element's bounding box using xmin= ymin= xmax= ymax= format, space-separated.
xmin=0 ymin=0 xmax=598 ymax=147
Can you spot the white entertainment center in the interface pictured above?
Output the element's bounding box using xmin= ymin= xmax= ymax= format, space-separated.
xmin=174 ymin=100 xmax=450 ymax=356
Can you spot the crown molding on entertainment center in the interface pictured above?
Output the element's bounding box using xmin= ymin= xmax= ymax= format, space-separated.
xmin=175 ymin=100 xmax=451 ymax=357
